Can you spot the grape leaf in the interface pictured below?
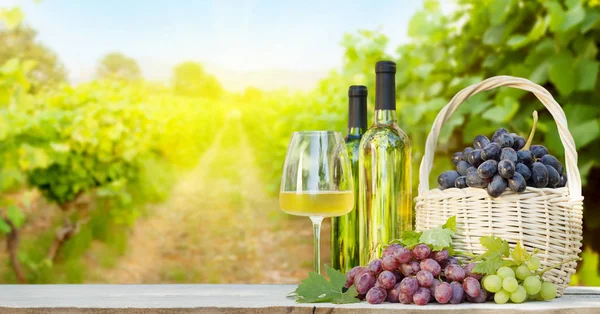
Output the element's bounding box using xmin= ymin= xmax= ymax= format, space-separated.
xmin=420 ymin=227 xmax=454 ymax=251
xmin=442 ymin=216 xmax=456 ymax=232
xmin=294 ymin=265 xmax=359 ymax=304
xmin=472 ymin=236 xmax=512 ymax=275
xmin=510 ymin=241 xmax=531 ymax=265
xmin=400 ymin=230 xmax=422 ymax=248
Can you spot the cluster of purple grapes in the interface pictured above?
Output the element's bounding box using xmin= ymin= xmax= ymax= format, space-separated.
xmin=345 ymin=243 xmax=485 ymax=305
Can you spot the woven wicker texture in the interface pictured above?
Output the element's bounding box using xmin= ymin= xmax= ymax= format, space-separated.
xmin=415 ymin=76 xmax=583 ymax=295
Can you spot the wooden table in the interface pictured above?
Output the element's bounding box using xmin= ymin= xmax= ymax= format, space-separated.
xmin=0 ymin=284 xmax=599 ymax=313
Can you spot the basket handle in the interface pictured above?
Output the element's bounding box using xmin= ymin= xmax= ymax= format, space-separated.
xmin=418 ymin=75 xmax=582 ymax=201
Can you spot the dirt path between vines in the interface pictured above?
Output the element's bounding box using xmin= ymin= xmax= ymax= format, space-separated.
xmin=94 ymin=115 xmax=325 ymax=283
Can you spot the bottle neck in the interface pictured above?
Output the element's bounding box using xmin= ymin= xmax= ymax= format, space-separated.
xmin=375 ymin=71 xmax=396 ymax=111
xmin=347 ymin=127 xmax=366 ymax=139
xmin=374 ymin=109 xmax=397 ymax=125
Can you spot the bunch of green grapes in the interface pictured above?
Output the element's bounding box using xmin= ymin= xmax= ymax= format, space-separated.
xmin=482 ymin=256 xmax=557 ymax=304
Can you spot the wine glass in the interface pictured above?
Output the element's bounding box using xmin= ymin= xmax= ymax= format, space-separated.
xmin=279 ymin=131 xmax=354 ymax=274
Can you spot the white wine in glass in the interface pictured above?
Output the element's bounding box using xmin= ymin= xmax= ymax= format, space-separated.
xmin=279 ymin=131 xmax=354 ymax=274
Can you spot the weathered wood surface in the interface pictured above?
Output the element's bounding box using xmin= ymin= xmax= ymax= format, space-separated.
xmin=0 ymin=284 xmax=598 ymax=313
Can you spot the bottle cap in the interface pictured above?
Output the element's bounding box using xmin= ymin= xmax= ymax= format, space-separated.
xmin=375 ymin=61 xmax=396 ymax=73
xmin=348 ymin=85 xmax=368 ymax=97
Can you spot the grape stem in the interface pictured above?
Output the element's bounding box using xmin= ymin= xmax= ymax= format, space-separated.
xmin=453 ymin=250 xmax=477 ymax=257
xmin=523 ymin=110 xmax=538 ymax=150
xmin=537 ymin=257 xmax=581 ymax=276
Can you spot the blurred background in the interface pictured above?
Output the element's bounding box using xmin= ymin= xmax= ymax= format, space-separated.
xmin=0 ymin=0 xmax=599 ymax=285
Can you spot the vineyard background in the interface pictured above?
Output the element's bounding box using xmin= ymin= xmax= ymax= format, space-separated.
xmin=1 ymin=0 xmax=600 ymax=285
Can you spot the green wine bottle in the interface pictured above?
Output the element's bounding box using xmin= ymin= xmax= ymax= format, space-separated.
xmin=358 ymin=61 xmax=412 ymax=264
xmin=331 ymin=85 xmax=367 ymax=272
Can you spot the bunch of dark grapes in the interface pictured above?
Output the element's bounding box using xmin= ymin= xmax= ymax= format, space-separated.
xmin=344 ymin=243 xmax=486 ymax=305
xmin=438 ymin=127 xmax=567 ymax=198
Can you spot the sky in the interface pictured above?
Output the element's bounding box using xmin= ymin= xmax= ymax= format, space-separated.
xmin=4 ymin=0 xmax=450 ymax=91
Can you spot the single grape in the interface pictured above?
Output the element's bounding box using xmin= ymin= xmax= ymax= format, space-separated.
xmin=449 ymin=281 xmax=464 ymax=304
xmin=517 ymin=149 xmax=535 ymax=166
xmin=416 ymin=270 xmax=434 ymax=287
xmin=540 ymin=282 xmax=557 ymax=300
xmin=541 ymin=154 xmax=563 ymax=174
xmin=413 ymin=287 xmax=431 ymax=305
xmin=502 ymin=277 xmax=519 ymax=293
xmin=428 ymin=278 xmax=441 ymax=301
xmin=463 ymin=263 xmax=483 ymax=280
xmin=495 ymin=133 xmax=514 ymax=148
xmin=508 ymin=172 xmax=527 ymax=192
xmin=455 ymin=176 xmax=468 ymax=189
xmin=438 ymin=170 xmax=461 ymax=189
xmin=420 ymin=258 xmax=441 ymax=277
xmin=434 ymin=282 xmax=452 ymax=304
xmin=387 ymin=282 xmax=402 ymax=303
xmin=501 ymin=147 xmax=518 ymax=164
xmin=400 ymin=277 xmax=419 ymax=295
xmin=482 ymin=142 xmax=502 ymax=161
xmin=497 ymin=266 xmax=515 ymax=279
xmin=399 ymin=261 xmax=420 ymax=277
xmin=523 ymin=276 xmax=542 ymax=295
xmin=366 ymin=286 xmax=387 ymax=304
xmin=394 ymin=247 xmax=413 ymax=264
xmin=353 ymin=267 xmax=370 ymax=286
xmin=445 ymin=264 xmax=466 ymax=282
xmin=526 ymin=256 xmax=541 ymax=271
xmin=412 ymin=244 xmax=431 ymax=260
xmin=377 ymin=270 xmax=397 ymax=290
xmin=530 ymin=145 xmax=549 ymax=158
xmin=492 ymin=128 xmax=509 ymax=142
xmin=462 ymin=277 xmax=481 ymax=298
xmin=483 ymin=274 xmax=502 ymax=293
xmin=511 ymin=133 xmax=526 ymax=150
xmin=466 ymin=288 xmax=487 ymax=303
xmin=431 ymin=249 xmax=449 ymax=263
xmin=398 ymin=291 xmax=413 ymax=304
xmin=494 ymin=289 xmax=511 ymax=304
xmin=515 ymin=163 xmax=532 ymax=180
xmin=467 ymin=167 xmax=489 ymax=188
xmin=456 ymin=160 xmax=471 ymax=176
xmin=487 ymin=174 xmax=508 ymax=198
xmin=393 ymin=270 xmax=403 ymax=283
xmin=515 ymin=265 xmax=532 ymax=280
xmin=462 ymin=147 xmax=474 ymax=161
xmin=452 ymin=152 xmax=463 ymax=165
xmin=474 ymin=135 xmax=491 ymax=150
xmin=355 ymin=271 xmax=376 ymax=294
xmin=381 ymin=255 xmax=400 ymax=272
xmin=477 ymin=160 xmax=498 ymax=179
xmin=530 ymin=162 xmax=549 ymax=188
xmin=382 ymin=243 xmax=402 ymax=259
xmin=510 ymin=285 xmax=527 ymax=303
xmin=468 ymin=149 xmax=484 ymax=167
xmin=368 ymin=259 xmax=383 ymax=275
xmin=498 ymin=159 xmax=516 ymax=179
xmin=546 ymin=165 xmax=560 ymax=188
xmin=345 ymin=266 xmax=365 ymax=287
xmin=557 ymin=174 xmax=567 ymax=188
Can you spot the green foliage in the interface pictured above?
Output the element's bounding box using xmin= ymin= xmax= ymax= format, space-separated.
xmin=96 ymin=52 xmax=142 ymax=81
xmin=172 ymin=61 xmax=223 ymax=99
xmin=293 ymin=265 xmax=359 ymax=304
xmin=0 ymin=23 xmax=66 ymax=91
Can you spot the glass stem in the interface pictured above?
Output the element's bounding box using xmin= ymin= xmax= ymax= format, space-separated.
xmin=310 ymin=216 xmax=324 ymax=274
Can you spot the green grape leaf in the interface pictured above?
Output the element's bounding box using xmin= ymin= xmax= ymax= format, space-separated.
xmin=420 ymin=227 xmax=454 ymax=251
xmin=294 ymin=265 xmax=359 ymax=304
xmin=442 ymin=215 xmax=456 ymax=232
xmin=507 ymin=35 xmax=528 ymax=49
xmin=561 ymin=4 xmax=585 ymax=31
xmin=6 ymin=205 xmax=24 ymax=228
xmin=510 ymin=241 xmax=531 ymax=265
xmin=472 ymin=236 xmax=512 ymax=275
xmin=549 ymin=53 xmax=576 ymax=96
xmin=571 ymin=120 xmax=600 ymax=149
xmin=400 ymin=230 xmax=423 ymax=248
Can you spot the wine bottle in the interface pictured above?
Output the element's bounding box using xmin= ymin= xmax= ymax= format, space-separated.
xmin=331 ymin=85 xmax=367 ymax=272
xmin=358 ymin=61 xmax=412 ymax=264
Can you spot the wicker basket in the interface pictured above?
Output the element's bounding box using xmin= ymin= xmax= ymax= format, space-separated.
xmin=415 ymin=76 xmax=583 ymax=296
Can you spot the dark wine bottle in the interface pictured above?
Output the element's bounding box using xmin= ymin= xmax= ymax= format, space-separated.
xmin=358 ymin=61 xmax=412 ymax=264
xmin=331 ymin=85 xmax=367 ymax=272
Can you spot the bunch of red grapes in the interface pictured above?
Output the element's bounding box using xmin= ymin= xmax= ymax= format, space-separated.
xmin=345 ymin=243 xmax=485 ymax=305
